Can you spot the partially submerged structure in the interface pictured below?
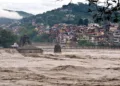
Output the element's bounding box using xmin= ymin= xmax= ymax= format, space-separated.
xmin=17 ymin=35 xmax=43 ymax=55
xmin=54 ymin=43 xmax=62 ymax=53
xmin=17 ymin=45 xmax=43 ymax=53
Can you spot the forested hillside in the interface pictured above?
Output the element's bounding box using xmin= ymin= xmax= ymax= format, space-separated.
xmin=21 ymin=3 xmax=93 ymax=26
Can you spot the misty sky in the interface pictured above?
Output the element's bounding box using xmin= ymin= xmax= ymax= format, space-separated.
xmin=0 ymin=0 xmax=106 ymax=19
xmin=0 ymin=0 xmax=87 ymax=14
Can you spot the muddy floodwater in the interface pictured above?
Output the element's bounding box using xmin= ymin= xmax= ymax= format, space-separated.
xmin=0 ymin=49 xmax=120 ymax=86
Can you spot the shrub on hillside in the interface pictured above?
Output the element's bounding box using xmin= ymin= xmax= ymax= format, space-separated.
xmin=78 ymin=40 xmax=95 ymax=46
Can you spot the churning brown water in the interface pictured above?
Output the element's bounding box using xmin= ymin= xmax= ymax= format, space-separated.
xmin=0 ymin=49 xmax=120 ymax=86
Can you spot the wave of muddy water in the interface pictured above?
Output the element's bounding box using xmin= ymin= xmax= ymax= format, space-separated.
xmin=0 ymin=49 xmax=120 ymax=86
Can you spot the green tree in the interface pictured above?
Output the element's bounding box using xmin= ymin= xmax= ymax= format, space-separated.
xmin=87 ymin=0 xmax=120 ymax=23
xmin=0 ymin=29 xmax=18 ymax=48
xmin=78 ymin=18 xmax=84 ymax=25
xmin=78 ymin=40 xmax=95 ymax=46
xmin=33 ymin=33 xmax=53 ymax=42
xmin=84 ymin=19 xmax=89 ymax=26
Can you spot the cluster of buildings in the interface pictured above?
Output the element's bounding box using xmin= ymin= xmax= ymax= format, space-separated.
xmin=49 ymin=24 xmax=87 ymax=46
xmin=44 ymin=23 xmax=120 ymax=47
xmin=6 ymin=20 xmax=120 ymax=47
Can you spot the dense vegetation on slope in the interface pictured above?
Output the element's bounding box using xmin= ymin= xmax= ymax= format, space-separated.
xmin=15 ymin=11 xmax=33 ymax=18
xmin=0 ymin=18 xmax=15 ymax=25
xmin=21 ymin=3 xmax=93 ymax=26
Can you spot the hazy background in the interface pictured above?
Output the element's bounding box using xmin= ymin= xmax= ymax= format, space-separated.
xmin=0 ymin=0 xmax=106 ymax=19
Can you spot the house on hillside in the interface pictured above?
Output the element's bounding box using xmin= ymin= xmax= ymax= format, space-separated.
xmin=111 ymin=30 xmax=120 ymax=45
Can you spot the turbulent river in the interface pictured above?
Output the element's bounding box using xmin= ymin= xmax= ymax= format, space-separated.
xmin=0 ymin=48 xmax=120 ymax=86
